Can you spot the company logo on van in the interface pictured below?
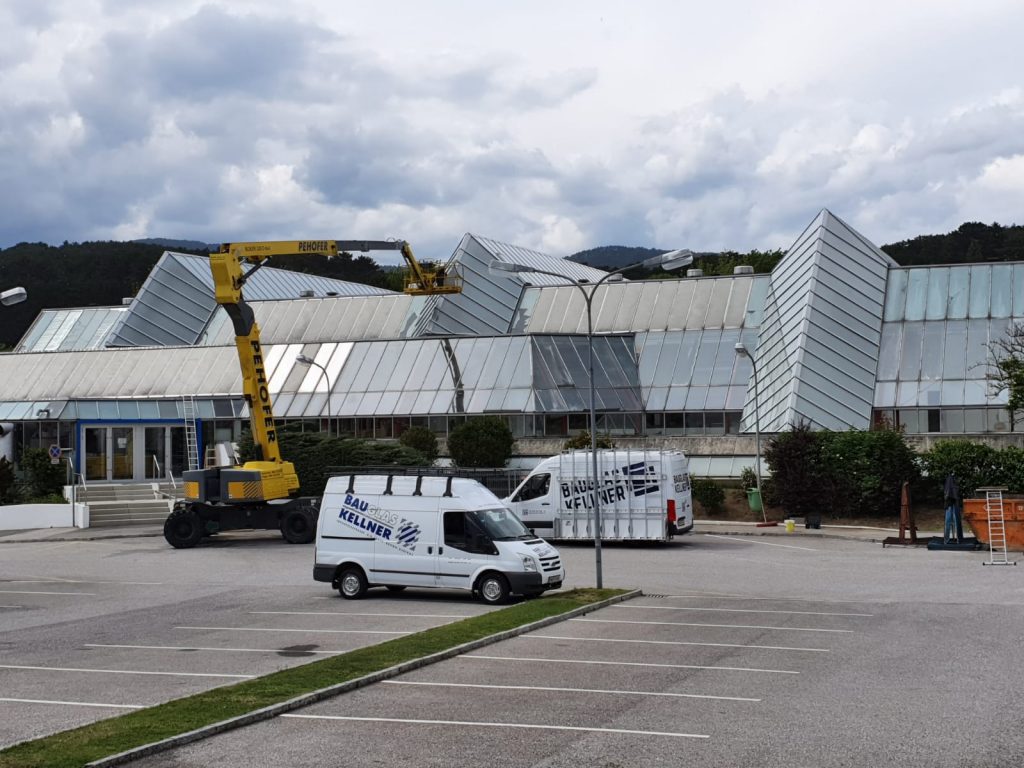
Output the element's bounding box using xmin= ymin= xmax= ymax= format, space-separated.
xmin=395 ymin=522 xmax=421 ymax=550
xmin=560 ymin=462 xmax=660 ymax=511
xmin=337 ymin=493 xmax=419 ymax=554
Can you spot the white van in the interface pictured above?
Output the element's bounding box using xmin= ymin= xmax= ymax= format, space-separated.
xmin=314 ymin=474 xmax=565 ymax=604
xmin=504 ymin=450 xmax=692 ymax=542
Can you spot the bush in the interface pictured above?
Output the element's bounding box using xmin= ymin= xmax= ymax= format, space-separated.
xmin=563 ymin=431 xmax=615 ymax=450
xmin=21 ymin=448 xmax=66 ymax=499
xmin=917 ymin=439 xmax=1024 ymax=502
xmin=0 ymin=456 xmax=16 ymax=504
xmin=691 ymin=477 xmax=725 ymax=515
xmin=763 ymin=422 xmax=826 ymax=519
xmin=398 ymin=426 xmax=439 ymax=463
xmin=447 ymin=416 xmax=515 ymax=468
xmin=238 ymin=424 xmax=428 ymax=496
xmin=739 ymin=466 xmax=757 ymax=490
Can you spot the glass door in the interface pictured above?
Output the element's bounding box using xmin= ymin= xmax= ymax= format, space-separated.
xmin=84 ymin=427 xmax=107 ymax=481
xmin=169 ymin=427 xmax=186 ymax=477
xmin=144 ymin=427 xmax=166 ymax=479
xmin=111 ymin=427 xmax=134 ymax=480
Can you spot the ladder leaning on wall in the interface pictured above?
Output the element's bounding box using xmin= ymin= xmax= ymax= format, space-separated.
xmin=182 ymin=396 xmax=200 ymax=472
xmin=979 ymin=487 xmax=1016 ymax=566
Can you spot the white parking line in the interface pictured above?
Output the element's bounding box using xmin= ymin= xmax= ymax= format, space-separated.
xmin=572 ymin=618 xmax=854 ymax=634
xmin=175 ymin=626 xmax=410 ymax=635
xmin=249 ymin=618 xmax=468 ymax=622
xmin=652 ymin=594 xmax=878 ymax=605
xmin=0 ymin=697 xmax=144 ymax=710
xmin=464 ymin=655 xmax=799 ymax=675
xmin=614 ymin=604 xmax=872 ymax=618
xmin=281 ymin=714 xmax=709 ymax=739
xmin=0 ymin=590 xmax=96 ymax=596
xmin=85 ymin=644 xmax=344 ymax=655
xmin=0 ymin=664 xmax=252 ymax=679
xmin=704 ymin=534 xmax=819 ymax=551
xmin=530 ymin=634 xmax=829 ymax=653
xmin=0 ymin=605 xmax=23 ymax=609
xmin=7 ymin=579 xmax=164 ymax=586
xmin=384 ymin=680 xmax=761 ymax=702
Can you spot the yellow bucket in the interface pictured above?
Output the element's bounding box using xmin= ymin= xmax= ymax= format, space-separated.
xmin=784 ymin=519 xmax=795 ymax=533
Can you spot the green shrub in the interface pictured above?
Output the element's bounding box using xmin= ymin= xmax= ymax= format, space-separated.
xmin=763 ymin=422 xmax=826 ymax=519
xmin=917 ymin=439 xmax=1024 ymax=502
xmin=562 ymin=431 xmax=615 ymax=450
xmin=447 ymin=416 xmax=515 ymax=468
xmin=691 ymin=477 xmax=725 ymax=515
xmin=20 ymin=448 xmax=66 ymax=499
xmin=0 ymin=456 xmax=16 ymax=504
xmin=398 ymin=426 xmax=439 ymax=463
xmin=739 ymin=466 xmax=757 ymax=490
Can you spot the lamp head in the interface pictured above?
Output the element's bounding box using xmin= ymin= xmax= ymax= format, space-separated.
xmin=734 ymin=342 xmax=750 ymax=358
xmin=639 ymin=249 xmax=694 ymax=271
xmin=488 ymin=260 xmax=530 ymax=276
xmin=296 ymin=354 xmax=315 ymax=365
xmin=1 ymin=286 xmax=27 ymax=306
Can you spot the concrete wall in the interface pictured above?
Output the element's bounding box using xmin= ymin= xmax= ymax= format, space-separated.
xmin=0 ymin=503 xmax=77 ymax=530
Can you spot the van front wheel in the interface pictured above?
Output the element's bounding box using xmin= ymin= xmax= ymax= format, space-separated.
xmin=477 ymin=573 xmax=510 ymax=605
xmin=337 ymin=567 xmax=368 ymax=600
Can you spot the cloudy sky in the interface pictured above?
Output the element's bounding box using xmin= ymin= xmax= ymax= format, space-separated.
xmin=2 ymin=0 xmax=1023 ymax=262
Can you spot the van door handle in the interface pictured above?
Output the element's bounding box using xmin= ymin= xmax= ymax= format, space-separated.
xmin=438 ymin=547 xmax=444 ymax=555
xmin=427 ymin=546 xmax=433 ymax=554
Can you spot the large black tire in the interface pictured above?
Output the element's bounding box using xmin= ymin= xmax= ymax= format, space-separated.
xmin=476 ymin=572 xmax=510 ymax=605
xmin=337 ymin=567 xmax=368 ymax=600
xmin=281 ymin=509 xmax=316 ymax=544
xmin=164 ymin=507 xmax=204 ymax=549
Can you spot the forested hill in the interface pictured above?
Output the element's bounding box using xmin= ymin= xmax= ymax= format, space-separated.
xmin=0 ymin=241 xmax=402 ymax=348
xmin=879 ymin=222 xmax=1024 ymax=265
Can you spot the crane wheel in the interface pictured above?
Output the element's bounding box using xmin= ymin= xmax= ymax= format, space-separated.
xmin=164 ymin=507 xmax=204 ymax=549
xmin=281 ymin=509 xmax=316 ymax=544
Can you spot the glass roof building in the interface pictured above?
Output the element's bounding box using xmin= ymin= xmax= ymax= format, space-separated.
xmin=2 ymin=214 xmax=1022 ymax=483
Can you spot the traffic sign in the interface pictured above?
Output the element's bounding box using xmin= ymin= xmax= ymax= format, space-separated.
xmin=48 ymin=444 xmax=62 ymax=464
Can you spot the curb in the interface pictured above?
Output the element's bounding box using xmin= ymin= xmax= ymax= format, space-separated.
xmin=0 ymin=533 xmax=163 ymax=544
xmin=86 ymin=588 xmax=642 ymax=767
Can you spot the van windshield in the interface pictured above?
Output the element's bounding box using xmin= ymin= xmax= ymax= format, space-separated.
xmin=469 ymin=508 xmax=535 ymax=541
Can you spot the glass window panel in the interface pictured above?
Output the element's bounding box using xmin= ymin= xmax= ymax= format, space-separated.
xmin=711 ymin=329 xmax=740 ymax=386
xmin=965 ymin=320 xmax=988 ymax=378
xmin=685 ymin=280 xmax=713 ymax=329
xmin=431 ymin=389 xmax=455 ymax=413
xmin=452 ymin=338 xmax=485 ymax=389
xmin=213 ymin=400 xmax=233 ymax=417
xmin=897 ymin=382 xmax=918 ymax=407
xmin=874 ymin=381 xmax=897 ymax=407
xmin=1014 ymin=265 xmax=1024 ymax=317
xmin=691 ymin=331 xmax=720 ymax=386
xmin=412 ymin=390 xmax=435 ymax=414
xmin=726 ymin=385 xmax=748 ymax=409
xmin=683 ymin=412 xmax=704 ymax=435
xmin=876 ymin=324 xmax=902 ymax=380
xmin=477 ymin=336 xmax=511 ymax=390
xmin=502 ymin=389 xmax=530 ymax=411
xmin=989 ymin=407 xmax=1010 ymax=433
xmin=920 ymin=323 xmax=945 ymax=380
xmin=919 ymin=381 xmax=941 ymax=407
xmin=964 ymin=408 xmax=985 ymax=433
xmin=884 ymin=270 xmax=908 ymax=321
xmin=941 ymin=409 xmax=965 ymax=432
xmin=665 ymin=387 xmax=688 ymax=410
xmin=704 ymin=386 xmax=728 ymax=409
xmin=365 ymin=342 xmax=401 ymax=390
xmin=384 ymin=341 xmax=418 ymax=392
xmin=484 ymin=389 xmax=508 ymax=411
xmin=396 ymin=390 xmax=418 ymax=414
xmin=196 ymin=400 xmax=215 ymax=419
xmin=898 ymin=322 xmax=923 ymax=381
xmin=116 ymin=401 xmax=140 ymax=419
xmin=685 ymin=386 xmax=708 ymax=410
xmin=637 ymin=331 xmax=661 ymax=386
xmin=138 ymin=401 xmax=160 ymax=419
xmin=376 ymin=391 xmax=400 ymax=415
xmin=941 ymin=380 xmax=964 ymax=406
xmin=705 ymin=412 xmax=725 ymax=434
xmin=98 ymin=401 xmax=120 ymax=418
xmin=925 ymin=269 xmax=949 ymax=320
xmin=963 ymin=380 xmax=987 ymax=405
xmin=904 ymin=270 xmax=928 ymax=321
xmin=652 ymin=333 xmax=681 ymax=387
xmin=897 ymin=409 xmax=921 ymax=433
xmin=968 ymin=265 xmax=991 ymax=319
xmin=991 ymin=265 xmax=1013 ymax=318
xmin=942 ymin=321 xmax=967 ymax=379
xmin=646 ymin=387 xmax=668 ymax=411
xmin=609 ymin=337 xmax=639 ymax=386
xmin=947 ymin=266 xmax=970 ymax=319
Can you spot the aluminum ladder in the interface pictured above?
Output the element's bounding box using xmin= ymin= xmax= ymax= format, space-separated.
xmin=182 ymin=396 xmax=200 ymax=472
xmin=980 ymin=487 xmax=1016 ymax=566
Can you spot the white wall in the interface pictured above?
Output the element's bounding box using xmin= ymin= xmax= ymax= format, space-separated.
xmin=0 ymin=503 xmax=77 ymax=530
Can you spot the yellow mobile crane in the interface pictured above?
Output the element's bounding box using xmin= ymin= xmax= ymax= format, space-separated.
xmin=163 ymin=239 xmax=461 ymax=548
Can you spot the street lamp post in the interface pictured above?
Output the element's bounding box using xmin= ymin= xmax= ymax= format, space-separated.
xmin=491 ymin=249 xmax=694 ymax=588
xmin=733 ymin=342 xmax=765 ymax=522
xmin=296 ymin=354 xmax=333 ymax=437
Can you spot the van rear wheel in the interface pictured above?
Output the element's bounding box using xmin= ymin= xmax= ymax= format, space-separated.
xmin=477 ymin=573 xmax=510 ymax=605
xmin=337 ymin=567 xmax=368 ymax=600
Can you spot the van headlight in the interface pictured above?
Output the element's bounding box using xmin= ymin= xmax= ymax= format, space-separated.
xmin=521 ymin=555 xmax=537 ymax=572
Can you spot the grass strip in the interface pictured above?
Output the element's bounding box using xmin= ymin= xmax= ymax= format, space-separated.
xmin=0 ymin=588 xmax=626 ymax=768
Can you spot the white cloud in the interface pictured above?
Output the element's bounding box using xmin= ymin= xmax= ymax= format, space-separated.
xmin=1 ymin=0 xmax=1024 ymax=257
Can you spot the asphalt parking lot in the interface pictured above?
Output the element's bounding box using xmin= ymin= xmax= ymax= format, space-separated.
xmin=4 ymin=528 xmax=1024 ymax=766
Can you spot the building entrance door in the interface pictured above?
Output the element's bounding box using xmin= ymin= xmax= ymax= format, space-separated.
xmin=81 ymin=424 xmax=185 ymax=482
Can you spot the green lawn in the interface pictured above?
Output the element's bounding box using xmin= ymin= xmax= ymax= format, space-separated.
xmin=0 ymin=588 xmax=627 ymax=768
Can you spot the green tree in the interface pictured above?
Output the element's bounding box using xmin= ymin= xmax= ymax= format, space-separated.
xmin=20 ymin=448 xmax=66 ymax=500
xmin=447 ymin=416 xmax=515 ymax=468
xmin=986 ymin=321 xmax=1024 ymax=429
xmin=763 ymin=421 xmax=827 ymax=521
xmin=562 ymin=430 xmax=615 ymax=450
xmin=0 ymin=456 xmax=17 ymax=504
xmin=691 ymin=477 xmax=725 ymax=515
xmin=398 ymin=426 xmax=439 ymax=463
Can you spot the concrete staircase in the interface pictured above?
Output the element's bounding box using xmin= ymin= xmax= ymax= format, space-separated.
xmin=75 ymin=482 xmax=179 ymax=528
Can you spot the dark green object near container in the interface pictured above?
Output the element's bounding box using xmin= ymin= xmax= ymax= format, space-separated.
xmin=746 ymin=488 xmax=763 ymax=513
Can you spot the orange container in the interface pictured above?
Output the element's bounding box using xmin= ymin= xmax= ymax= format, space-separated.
xmin=961 ymin=498 xmax=1024 ymax=548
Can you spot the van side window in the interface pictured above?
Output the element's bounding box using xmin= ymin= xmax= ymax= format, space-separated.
xmin=512 ymin=473 xmax=551 ymax=502
xmin=444 ymin=511 xmax=492 ymax=555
